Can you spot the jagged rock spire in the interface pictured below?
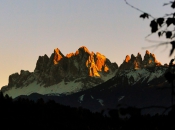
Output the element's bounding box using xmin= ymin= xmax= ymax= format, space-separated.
xmin=30 ymin=46 xmax=118 ymax=87
xmin=54 ymin=48 xmax=64 ymax=64
xmin=142 ymin=50 xmax=161 ymax=67
xmin=125 ymin=55 xmax=130 ymax=63
xmin=119 ymin=50 xmax=161 ymax=71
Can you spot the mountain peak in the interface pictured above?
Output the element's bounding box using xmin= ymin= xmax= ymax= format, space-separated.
xmin=80 ymin=46 xmax=88 ymax=49
xmin=125 ymin=55 xmax=130 ymax=63
xmin=96 ymin=52 xmax=106 ymax=59
xmin=142 ymin=50 xmax=161 ymax=67
xmin=54 ymin=48 xmax=60 ymax=53
xmin=2 ymin=46 xmax=118 ymax=97
xmin=54 ymin=48 xmax=64 ymax=64
xmin=75 ymin=46 xmax=90 ymax=55
xmin=66 ymin=53 xmax=74 ymax=58
xmin=145 ymin=50 xmax=150 ymax=55
xmin=137 ymin=52 xmax=141 ymax=56
xmin=119 ymin=50 xmax=161 ymax=71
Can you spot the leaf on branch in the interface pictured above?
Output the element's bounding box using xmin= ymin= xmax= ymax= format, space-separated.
xmin=166 ymin=31 xmax=172 ymax=38
xmin=171 ymin=2 xmax=175 ymax=9
xmin=163 ymin=2 xmax=171 ymax=6
xmin=166 ymin=18 xmax=173 ymax=26
xmin=173 ymin=18 xmax=175 ymax=25
xmin=150 ymin=20 xmax=158 ymax=33
xmin=158 ymin=32 xmax=162 ymax=37
xmin=158 ymin=31 xmax=165 ymax=37
xmin=170 ymin=41 xmax=175 ymax=56
xmin=140 ymin=13 xmax=149 ymax=19
xmin=157 ymin=18 xmax=164 ymax=27
xmin=163 ymin=3 xmax=168 ymax=6
xmin=166 ymin=18 xmax=174 ymax=26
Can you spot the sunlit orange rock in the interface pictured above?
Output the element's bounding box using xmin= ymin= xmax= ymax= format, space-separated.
xmin=142 ymin=51 xmax=161 ymax=67
xmin=66 ymin=53 xmax=74 ymax=58
xmin=125 ymin=55 xmax=130 ymax=63
xmin=53 ymin=46 xmax=118 ymax=77
xmin=146 ymin=50 xmax=150 ymax=55
xmin=73 ymin=46 xmax=115 ymax=77
xmin=119 ymin=50 xmax=162 ymax=71
xmin=53 ymin=48 xmax=64 ymax=64
xmin=2 ymin=46 xmax=118 ymax=92
xmin=89 ymin=63 xmax=100 ymax=77
xmin=150 ymin=53 xmax=161 ymax=66
xmin=96 ymin=52 xmax=106 ymax=71
xmin=104 ymin=65 xmax=109 ymax=72
xmin=75 ymin=46 xmax=91 ymax=56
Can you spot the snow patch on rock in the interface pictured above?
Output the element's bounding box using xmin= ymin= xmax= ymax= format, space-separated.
xmin=118 ymin=96 xmax=125 ymax=102
xmin=4 ymin=80 xmax=84 ymax=98
xmin=97 ymin=99 xmax=104 ymax=106
xmin=79 ymin=94 xmax=85 ymax=102
xmin=119 ymin=67 xmax=166 ymax=85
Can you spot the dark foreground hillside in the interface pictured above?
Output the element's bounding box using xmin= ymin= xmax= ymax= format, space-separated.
xmin=0 ymin=92 xmax=175 ymax=130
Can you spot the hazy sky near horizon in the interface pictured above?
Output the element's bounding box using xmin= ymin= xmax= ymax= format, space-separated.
xmin=0 ymin=0 xmax=174 ymax=88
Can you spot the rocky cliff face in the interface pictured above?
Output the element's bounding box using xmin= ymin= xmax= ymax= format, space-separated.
xmin=1 ymin=46 xmax=118 ymax=98
xmin=33 ymin=46 xmax=118 ymax=87
xmin=119 ymin=50 xmax=161 ymax=71
xmin=1 ymin=48 xmax=167 ymax=99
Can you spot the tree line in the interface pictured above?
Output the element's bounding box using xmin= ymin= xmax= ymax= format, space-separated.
xmin=0 ymin=92 xmax=175 ymax=130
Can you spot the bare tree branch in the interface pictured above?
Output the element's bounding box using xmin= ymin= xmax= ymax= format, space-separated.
xmin=124 ymin=0 xmax=155 ymax=19
xmin=142 ymin=41 xmax=169 ymax=51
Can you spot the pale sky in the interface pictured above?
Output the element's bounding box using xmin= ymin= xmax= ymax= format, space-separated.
xmin=0 ymin=0 xmax=174 ymax=88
